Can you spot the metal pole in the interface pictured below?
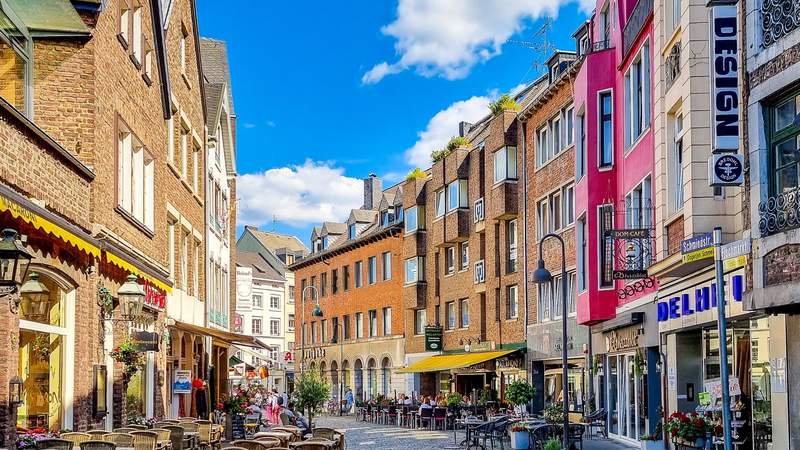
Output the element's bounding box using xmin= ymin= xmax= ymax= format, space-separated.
xmin=560 ymin=239 xmax=569 ymax=449
xmin=713 ymin=227 xmax=733 ymax=450
xmin=587 ymin=324 xmax=594 ymax=413
xmin=300 ymin=285 xmax=319 ymax=379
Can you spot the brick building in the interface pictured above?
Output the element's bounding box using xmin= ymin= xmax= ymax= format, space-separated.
xmin=290 ymin=176 xmax=407 ymax=402
xmin=517 ymin=51 xmax=583 ymax=415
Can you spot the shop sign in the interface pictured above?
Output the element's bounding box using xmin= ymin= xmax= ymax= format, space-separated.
xmin=233 ymin=314 xmax=243 ymax=333
xmin=284 ymin=351 xmax=294 ymax=362
xmin=131 ymin=330 xmax=160 ymax=352
xmin=143 ymin=280 xmax=166 ymax=310
xmin=656 ymin=272 xmax=744 ymax=322
xmin=425 ymin=325 xmax=443 ymax=351
xmin=468 ymin=341 xmax=494 ymax=352
xmin=454 ymin=360 xmax=495 ymax=373
xmin=173 ymin=370 xmax=192 ymax=394
xmin=681 ymin=234 xmax=714 ymax=263
xmin=709 ymin=154 xmax=744 ymax=186
xmin=723 ymin=255 xmax=746 ymax=271
xmin=496 ymin=355 xmax=523 ymax=370
xmin=710 ymin=4 xmax=740 ymax=153
xmin=606 ymin=328 xmax=641 ymax=352
xmin=704 ymin=376 xmax=741 ymax=401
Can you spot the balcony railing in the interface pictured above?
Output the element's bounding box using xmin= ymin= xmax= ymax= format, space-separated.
xmin=761 ymin=0 xmax=800 ymax=48
xmin=759 ymin=187 xmax=800 ymax=236
xmin=474 ymin=197 xmax=485 ymax=223
xmin=474 ymin=260 xmax=485 ymax=284
xmin=588 ymin=39 xmax=613 ymax=53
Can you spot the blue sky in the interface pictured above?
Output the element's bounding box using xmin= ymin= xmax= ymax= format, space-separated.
xmin=197 ymin=0 xmax=590 ymax=248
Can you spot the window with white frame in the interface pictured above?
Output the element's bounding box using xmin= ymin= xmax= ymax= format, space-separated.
xmin=252 ymin=317 xmax=262 ymax=335
xmin=552 ymin=116 xmax=562 ymax=155
xmin=355 ymin=261 xmax=363 ymax=287
xmin=132 ymin=5 xmax=142 ymax=63
xmin=565 ymin=106 xmax=574 ymax=146
xmin=577 ymin=217 xmax=588 ymax=292
xmin=538 ymin=105 xmax=574 ymax=167
xmin=180 ymin=24 xmax=188 ymax=73
xmin=539 ymin=272 xmax=577 ymax=321
xmin=119 ymin=1 xmax=131 ymax=44
xmin=356 ymin=312 xmax=364 ymax=339
xmin=405 ymin=257 xmax=424 ymax=284
xmin=381 ymin=252 xmax=392 ymax=281
xmin=460 ymin=242 xmax=469 ymax=271
xmin=625 ymin=176 xmax=653 ymax=270
xmin=447 ymin=179 xmax=468 ymax=212
xmin=180 ymin=123 xmax=189 ymax=179
xmin=565 ymin=185 xmax=575 ymax=225
xmin=180 ymin=230 xmax=189 ymax=290
xmin=446 ymin=301 xmax=456 ymax=329
xmin=117 ymin=119 xmax=154 ymax=230
xmin=474 ymin=198 xmax=485 ymax=222
xmin=445 ymin=246 xmax=455 ymax=275
xmin=493 ymin=147 xmax=518 ymax=182
xmin=537 ymin=125 xmax=549 ymax=167
xmin=507 ymin=220 xmax=518 ymax=273
xmin=599 ymin=204 xmax=614 ymax=288
xmin=405 ymin=205 xmax=424 ymax=232
xmin=252 ymin=294 xmax=263 ymax=308
xmin=576 ymin=112 xmax=586 ymax=180
xmin=193 ymin=239 xmax=200 ymax=297
xmin=270 ymin=319 xmax=281 ymax=337
xmin=551 ymin=190 xmax=562 ymax=231
xmin=414 ymin=309 xmax=426 ymax=335
xmin=382 ymin=307 xmax=392 ymax=335
xmin=671 ymin=113 xmax=685 ymax=212
xmin=507 ymin=285 xmax=519 ymax=319
xmin=167 ymin=218 xmax=176 ymax=280
xmin=311 ymin=322 xmax=318 ymax=343
xmin=288 ymin=314 xmax=295 ymax=330
xmin=668 ymin=0 xmax=681 ymax=32
xmin=270 ymin=296 xmax=280 ymax=310
xmin=348 ymin=223 xmax=356 ymax=239
xmin=624 ymin=41 xmax=651 ymax=148
xmin=435 ymin=189 xmax=446 ymax=217
xmin=368 ymin=256 xmax=377 ymax=284
xmin=368 ymin=310 xmax=377 ymax=337
xmin=192 ymin=141 xmax=200 ymax=193
xmin=460 ymin=299 xmax=469 ymax=328
xmin=288 ymin=286 xmax=295 ymax=302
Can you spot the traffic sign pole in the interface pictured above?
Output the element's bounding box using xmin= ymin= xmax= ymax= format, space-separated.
xmin=713 ymin=227 xmax=733 ymax=450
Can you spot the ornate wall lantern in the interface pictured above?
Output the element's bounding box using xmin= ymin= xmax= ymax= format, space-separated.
xmin=19 ymin=272 xmax=49 ymax=320
xmin=0 ymin=228 xmax=32 ymax=313
xmin=118 ymin=274 xmax=145 ymax=322
xmin=9 ymin=376 xmax=23 ymax=405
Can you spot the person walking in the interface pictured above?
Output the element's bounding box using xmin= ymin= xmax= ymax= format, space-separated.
xmin=344 ymin=387 xmax=354 ymax=414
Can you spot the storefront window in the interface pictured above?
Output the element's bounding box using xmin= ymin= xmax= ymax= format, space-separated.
xmin=605 ymin=353 xmax=647 ymax=440
xmin=126 ymin=365 xmax=147 ymax=419
xmin=544 ymin=363 xmax=586 ymax=413
xmin=750 ymin=318 xmax=772 ymax=448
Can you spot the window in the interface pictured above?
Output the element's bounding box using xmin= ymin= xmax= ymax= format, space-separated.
xmin=348 ymin=223 xmax=356 ymax=239
xmin=565 ymin=185 xmax=575 ymax=225
xmin=381 ymin=252 xmax=392 ymax=281
xmin=193 ymin=239 xmax=200 ymax=297
xmin=624 ymin=42 xmax=651 ymax=148
xmin=565 ymin=106 xmax=575 ymax=146
xmin=447 ymin=180 xmax=468 ymax=211
xmin=288 ymin=314 xmax=295 ymax=330
xmin=460 ymin=242 xmax=469 ymax=271
xmin=355 ymin=312 xmax=364 ymax=338
xmin=382 ymin=307 xmax=392 ymax=335
xmin=460 ymin=299 xmax=469 ymax=328
xmin=577 ymin=113 xmax=586 ymax=179
xmin=539 ymin=272 xmax=577 ymax=321
xmin=288 ymin=286 xmax=295 ymax=303
xmin=331 ymin=317 xmax=339 ymax=342
xmin=406 ymin=205 xmax=424 ymax=232
xmin=320 ymin=319 xmax=327 ymax=342
xmin=536 ymin=198 xmax=549 ymax=239
xmin=445 ymin=247 xmax=455 ymax=275
xmin=131 ymin=5 xmax=142 ymax=63
xmin=368 ymin=256 xmax=377 ymax=284
xmin=320 ymin=272 xmax=327 ymax=297
xmin=405 ymin=257 xmax=425 ymax=284
xmin=414 ymin=309 xmax=426 ymax=335
xmin=167 ymin=218 xmax=176 ymax=280
xmin=252 ymin=356 xmax=261 ymax=366
xmin=179 ymin=24 xmax=188 ymax=73
xmin=507 ymin=220 xmax=518 ymax=273
xmin=625 ymin=177 xmax=653 ymax=270
xmin=435 ymin=189 xmax=446 ymax=217
xmin=672 ymin=113 xmax=685 ymax=212
xmin=343 ymin=315 xmax=351 ymax=340
xmin=270 ymin=319 xmax=280 ymax=337
xmin=668 ymin=0 xmax=681 ymax=32
xmin=474 ymin=198 xmax=485 ymax=222
xmin=599 ymin=92 xmax=613 ymax=167
xmin=311 ymin=322 xmax=318 ymax=343
xmin=493 ymin=147 xmax=518 ymax=182
xmin=446 ymin=302 xmax=456 ymax=330
xmin=474 ymin=259 xmax=485 ymax=284
xmin=117 ymin=119 xmax=154 ymax=229
xmin=119 ymin=1 xmax=131 ymax=44
xmin=252 ymin=317 xmax=262 ymax=335
xmin=551 ymin=191 xmax=562 ymax=231
xmin=600 ymin=3 xmax=611 ymax=42
xmin=180 ymin=230 xmax=189 ymax=290
xmin=355 ymin=261 xmax=363 ymax=288
xmin=368 ymin=310 xmax=377 ymax=337
xmin=552 ymin=116 xmax=562 ymax=155
xmin=507 ymin=285 xmax=519 ymax=319
xmin=537 ymin=126 xmax=549 ymax=167
xmin=343 ymin=266 xmax=350 ymax=290
xmin=577 ymin=218 xmax=588 ymax=292
xmin=768 ymin=91 xmax=800 ymax=196
xmin=381 ymin=209 xmax=395 ymax=226
xmin=599 ymin=204 xmax=614 ymax=288
xmin=252 ymin=294 xmax=263 ymax=309
xmin=270 ymin=296 xmax=280 ymax=310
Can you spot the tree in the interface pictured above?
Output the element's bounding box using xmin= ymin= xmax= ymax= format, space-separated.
xmin=504 ymin=380 xmax=536 ymax=415
xmin=295 ymin=368 xmax=330 ymax=427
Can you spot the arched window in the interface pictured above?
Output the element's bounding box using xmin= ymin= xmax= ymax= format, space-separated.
xmin=330 ymin=361 xmax=339 ymax=399
xmin=380 ymin=357 xmax=391 ymax=396
xmin=354 ymin=359 xmax=364 ymax=402
xmin=367 ymin=358 xmax=377 ymax=399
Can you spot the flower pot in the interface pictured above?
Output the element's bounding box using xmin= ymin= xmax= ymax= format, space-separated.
xmin=641 ymin=440 xmax=663 ymax=450
xmin=511 ymin=430 xmax=529 ymax=450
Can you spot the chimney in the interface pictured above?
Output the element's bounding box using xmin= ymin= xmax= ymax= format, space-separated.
xmin=363 ymin=173 xmax=382 ymax=210
xmin=459 ymin=121 xmax=472 ymax=137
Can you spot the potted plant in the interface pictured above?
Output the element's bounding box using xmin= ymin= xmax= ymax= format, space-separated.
xmin=504 ymin=380 xmax=536 ymax=449
xmin=110 ymin=339 xmax=144 ymax=382
xmin=543 ymin=437 xmax=562 ymax=450
xmin=640 ymin=420 xmax=663 ymax=450
xmin=666 ymin=411 xmax=714 ymax=448
xmin=509 ymin=424 xmax=529 ymax=450
xmin=489 ymin=94 xmax=520 ymax=115
xmin=543 ymin=403 xmax=565 ymax=424
xmin=295 ymin=368 xmax=331 ymax=428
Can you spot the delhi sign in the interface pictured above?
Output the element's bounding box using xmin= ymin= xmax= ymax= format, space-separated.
xmin=657 ymin=272 xmax=744 ymax=322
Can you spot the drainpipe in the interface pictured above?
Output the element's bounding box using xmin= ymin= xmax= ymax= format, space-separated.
xmin=522 ymin=122 xmax=530 ymax=343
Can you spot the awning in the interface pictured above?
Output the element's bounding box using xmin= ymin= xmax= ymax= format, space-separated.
xmin=172 ymin=320 xmax=272 ymax=351
xmin=106 ymin=251 xmax=172 ymax=293
xmin=6 ymin=0 xmax=91 ymax=37
xmin=397 ymin=350 xmax=517 ymax=373
xmin=0 ymin=184 xmax=100 ymax=257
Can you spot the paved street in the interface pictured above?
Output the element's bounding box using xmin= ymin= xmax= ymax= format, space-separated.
xmin=314 ymin=414 xmax=634 ymax=450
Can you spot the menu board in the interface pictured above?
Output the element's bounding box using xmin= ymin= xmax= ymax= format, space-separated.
xmin=227 ymin=414 xmax=245 ymax=440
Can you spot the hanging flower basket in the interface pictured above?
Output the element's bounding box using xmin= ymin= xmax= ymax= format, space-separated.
xmin=110 ymin=339 xmax=144 ymax=381
xmin=32 ymin=334 xmax=51 ymax=361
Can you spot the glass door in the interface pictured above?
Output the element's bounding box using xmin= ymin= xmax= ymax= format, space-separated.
xmin=607 ymin=356 xmax=618 ymax=435
xmin=607 ymin=353 xmax=644 ymax=441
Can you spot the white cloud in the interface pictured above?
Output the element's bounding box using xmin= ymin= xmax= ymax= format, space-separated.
xmin=266 ymin=120 xmax=276 ymax=128
xmin=405 ymin=94 xmax=492 ymax=168
xmin=238 ymin=160 xmax=363 ymax=228
xmin=364 ymin=0 xmax=589 ymax=83
xmin=243 ymin=122 xmax=256 ymax=129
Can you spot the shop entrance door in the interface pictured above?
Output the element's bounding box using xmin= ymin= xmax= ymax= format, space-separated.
xmin=607 ymin=353 xmax=645 ymax=442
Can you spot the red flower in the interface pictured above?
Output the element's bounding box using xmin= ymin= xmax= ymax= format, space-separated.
xmin=671 ymin=429 xmax=678 ymax=436
xmin=715 ymin=425 xmax=723 ymax=436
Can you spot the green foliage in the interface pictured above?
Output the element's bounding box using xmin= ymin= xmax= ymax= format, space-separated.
xmin=489 ymin=94 xmax=519 ymax=115
xmin=295 ymin=368 xmax=331 ymax=424
xmin=405 ymin=167 xmax=428 ymax=181
xmin=445 ymin=392 xmax=462 ymax=407
xmin=504 ymin=380 xmax=536 ymax=408
xmin=543 ymin=403 xmax=565 ymax=424
xmin=544 ymin=437 xmax=562 ymax=450
xmin=446 ymin=136 xmax=470 ymax=151
xmin=431 ymin=148 xmax=450 ymax=163
xmin=110 ymin=338 xmax=144 ymax=381
xmin=221 ymin=392 xmax=249 ymax=415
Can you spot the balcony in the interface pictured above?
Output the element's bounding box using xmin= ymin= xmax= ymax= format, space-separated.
xmin=588 ymin=40 xmax=613 ymax=54
xmin=759 ymin=187 xmax=800 ymax=237
xmin=489 ymin=181 xmax=518 ymax=220
xmin=762 ymin=0 xmax=799 ymax=48
xmin=444 ymin=208 xmax=470 ymax=243
xmin=404 ymin=281 xmax=427 ymax=309
xmin=403 ymin=230 xmax=427 ymax=256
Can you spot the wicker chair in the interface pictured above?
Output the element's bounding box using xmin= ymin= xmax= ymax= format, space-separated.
xmin=37 ymin=438 xmax=74 ymax=450
xmin=256 ymin=433 xmax=290 ymax=447
xmin=311 ymin=428 xmax=342 ymax=450
xmin=253 ymin=437 xmax=282 ymax=448
xmin=79 ymin=441 xmax=116 ymax=450
xmin=151 ymin=429 xmax=172 ymax=450
xmin=195 ymin=420 xmax=219 ymax=450
xmin=131 ymin=430 xmax=159 ymax=450
xmin=162 ymin=425 xmax=186 ymax=450
xmin=289 ymin=441 xmax=332 ymax=450
xmin=271 ymin=427 xmax=302 ymax=443
xmin=231 ymin=440 xmax=273 ymax=450
xmin=103 ymin=433 xmax=134 ymax=447
xmin=115 ymin=428 xmax=137 ymax=434
xmin=127 ymin=425 xmax=148 ymax=430
xmin=62 ymin=433 xmax=92 ymax=445
xmin=87 ymin=431 xmax=110 ymax=438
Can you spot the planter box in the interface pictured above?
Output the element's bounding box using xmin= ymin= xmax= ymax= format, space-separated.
xmin=510 ymin=430 xmax=529 ymax=450
xmin=641 ymin=440 xmax=664 ymax=450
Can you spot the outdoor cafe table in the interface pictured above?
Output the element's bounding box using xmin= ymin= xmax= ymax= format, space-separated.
xmin=454 ymin=418 xmax=488 ymax=450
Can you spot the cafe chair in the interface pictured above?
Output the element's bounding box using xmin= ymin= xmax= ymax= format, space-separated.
xmin=162 ymin=425 xmax=186 ymax=450
xmin=131 ymin=430 xmax=159 ymax=450
xmin=310 ymin=428 xmax=342 ymax=450
xmin=79 ymin=441 xmax=116 ymax=450
xmin=290 ymin=439 xmax=333 ymax=450
xmin=231 ymin=440 xmax=274 ymax=450
xmin=255 ymin=435 xmax=285 ymax=447
xmin=62 ymin=433 xmax=92 ymax=445
xmin=418 ymin=408 xmax=433 ymax=430
xmin=36 ymin=439 xmax=74 ymax=450
xmin=196 ymin=421 xmax=220 ymax=450
xmin=103 ymin=433 xmax=134 ymax=447
xmin=114 ymin=429 xmax=137 ymax=434
xmin=432 ymin=408 xmax=447 ymax=430
xmin=151 ymin=428 xmax=173 ymax=450
xmin=87 ymin=431 xmax=109 ymax=438
xmin=271 ymin=427 xmax=302 ymax=443
xmin=128 ymin=425 xmax=148 ymax=430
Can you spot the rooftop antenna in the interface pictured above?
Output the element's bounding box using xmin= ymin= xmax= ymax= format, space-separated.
xmin=507 ymin=18 xmax=555 ymax=73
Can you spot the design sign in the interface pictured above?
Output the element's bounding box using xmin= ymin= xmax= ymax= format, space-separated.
xmin=709 ymin=153 xmax=744 ymax=186
xmin=710 ymin=4 xmax=740 ymax=152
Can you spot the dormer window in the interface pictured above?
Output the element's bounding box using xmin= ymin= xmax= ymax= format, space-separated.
xmin=348 ymin=223 xmax=357 ymax=239
xmin=578 ymin=34 xmax=589 ymax=55
xmin=381 ymin=209 xmax=395 ymax=226
xmin=322 ymin=236 xmax=329 ymax=249
xmin=314 ymin=238 xmax=323 ymax=253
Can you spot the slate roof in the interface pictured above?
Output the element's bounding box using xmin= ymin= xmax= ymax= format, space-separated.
xmin=199 ymin=37 xmax=235 ymax=114
xmin=237 ymin=251 xmax=285 ymax=281
xmin=248 ymin=228 xmax=309 ymax=255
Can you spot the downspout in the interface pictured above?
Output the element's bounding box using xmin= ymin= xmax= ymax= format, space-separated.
xmin=522 ymin=121 xmax=530 ymax=343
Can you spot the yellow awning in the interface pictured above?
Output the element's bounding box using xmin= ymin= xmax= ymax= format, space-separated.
xmin=0 ymin=191 xmax=100 ymax=257
xmin=397 ymin=350 xmax=517 ymax=373
xmin=106 ymin=252 xmax=172 ymax=293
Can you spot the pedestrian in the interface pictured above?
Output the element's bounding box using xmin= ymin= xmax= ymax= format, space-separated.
xmin=345 ymin=387 xmax=354 ymax=413
xmin=265 ymin=390 xmax=274 ymax=424
xmin=271 ymin=388 xmax=280 ymax=424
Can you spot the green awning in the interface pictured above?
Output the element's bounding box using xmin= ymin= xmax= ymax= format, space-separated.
xmin=6 ymin=0 xmax=90 ymax=37
xmin=229 ymin=355 xmax=244 ymax=366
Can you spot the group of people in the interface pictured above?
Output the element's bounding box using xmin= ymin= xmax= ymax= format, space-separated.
xmin=244 ymin=387 xmax=309 ymax=434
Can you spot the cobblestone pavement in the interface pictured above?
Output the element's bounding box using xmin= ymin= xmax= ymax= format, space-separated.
xmin=313 ymin=414 xmax=636 ymax=450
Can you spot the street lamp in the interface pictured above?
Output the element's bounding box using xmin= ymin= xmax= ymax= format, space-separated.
xmin=19 ymin=272 xmax=49 ymax=320
xmin=118 ymin=274 xmax=146 ymax=322
xmin=300 ymin=285 xmax=321 ymax=377
xmin=532 ymin=233 xmax=569 ymax=449
xmin=0 ymin=228 xmax=33 ymax=313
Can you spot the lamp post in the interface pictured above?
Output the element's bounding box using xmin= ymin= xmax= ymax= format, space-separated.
xmin=118 ymin=274 xmax=146 ymax=323
xmin=300 ymin=285 xmax=321 ymax=377
xmin=532 ymin=233 xmax=569 ymax=449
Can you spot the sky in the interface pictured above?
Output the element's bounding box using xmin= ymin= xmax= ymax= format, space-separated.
xmin=196 ymin=0 xmax=592 ymax=249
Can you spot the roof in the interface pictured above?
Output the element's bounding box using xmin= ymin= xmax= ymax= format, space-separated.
xmin=237 ymin=251 xmax=285 ymax=281
xmin=321 ymin=222 xmax=347 ymax=235
xmin=7 ymin=0 xmax=90 ymax=36
xmin=204 ymin=82 xmax=224 ymax=131
xmin=199 ymin=37 xmax=235 ymax=114
xmin=246 ymin=227 xmax=309 ymax=254
xmin=290 ymin=223 xmax=402 ymax=270
xmin=349 ymin=209 xmax=377 ymax=223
